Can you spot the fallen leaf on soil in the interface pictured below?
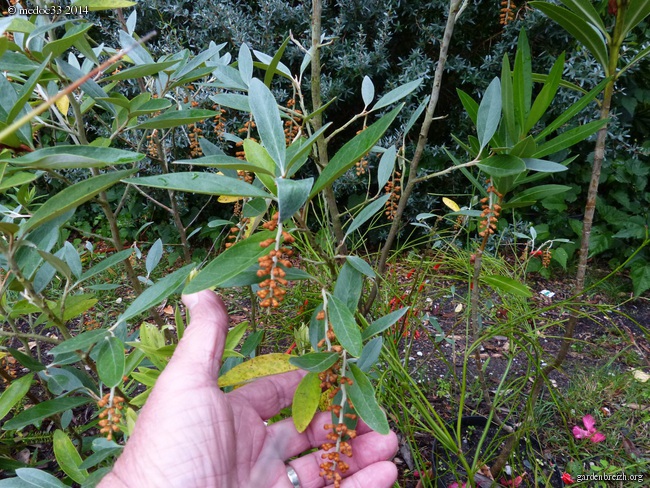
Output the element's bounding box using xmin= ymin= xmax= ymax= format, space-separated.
xmin=621 ymin=435 xmax=643 ymax=458
xmin=632 ymin=369 xmax=649 ymax=382
xmin=479 ymin=465 xmax=494 ymax=480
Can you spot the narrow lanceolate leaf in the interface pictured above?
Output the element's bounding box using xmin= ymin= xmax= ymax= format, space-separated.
xmin=249 ymin=78 xmax=286 ymax=173
xmin=376 ymin=146 xmax=397 ymax=193
xmin=183 ymin=232 xmax=274 ymax=293
xmin=97 ymin=336 xmax=125 ymax=388
xmin=333 ymin=262 xmax=364 ymax=313
xmin=21 ymin=169 xmax=135 ymax=235
xmin=477 ymin=154 xmax=526 ymax=177
xmin=482 ymin=275 xmax=532 ymax=298
xmin=3 ymin=397 xmax=92 ymax=431
xmin=524 ymin=53 xmax=564 ymax=134
xmin=372 ymin=78 xmax=423 ymax=110
xmin=357 ymin=336 xmax=383 ymax=372
xmin=134 ymin=109 xmax=218 ymax=129
xmin=119 ymin=264 xmax=195 ymax=324
xmin=49 ymin=329 xmax=108 ymax=356
xmin=505 ymin=185 xmax=571 ymax=207
xmin=523 ymin=158 xmax=568 ymax=173
xmin=347 ymin=364 xmax=389 ymax=434
xmin=532 ymin=119 xmax=607 ymax=158
xmin=53 ymin=430 xmax=88 ymax=483
xmin=344 ymin=195 xmax=391 ymax=239
xmin=621 ymin=1 xmax=650 ymax=38
xmin=327 ymin=295 xmax=363 ymax=357
xmin=361 ymin=76 xmax=375 ymax=107
xmin=310 ymin=106 xmax=402 ymax=198
xmin=289 ymin=352 xmax=339 ymax=373
xmin=15 ymin=468 xmax=68 ymax=488
xmin=0 ymin=374 xmax=32 ymax=419
xmin=292 ymin=372 xmax=321 ymax=433
xmin=559 ymin=0 xmax=607 ymax=34
xmin=345 ymin=256 xmax=376 ymax=279
xmin=276 ymin=177 xmax=313 ymax=222
xmin=361 ymin=307 xmax=409 ymax=340
xmin=145 ymin=239 xmax=163 ymax=276
xmin=78 ymin=249 xmax=133 ymax=283
xmin=125 ymin=173 xmax=269 ymax=198
xmin=477 ymin=77 xmax=502 ymax=152
xmin=238 ymin=43 xmax=253 ymax=86
xmin=218 ymin=353 xmax=298 ymax=388
xmin=176 ymin=154 xmax=275 ymax=176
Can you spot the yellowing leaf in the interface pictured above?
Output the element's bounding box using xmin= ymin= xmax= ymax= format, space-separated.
xmin=292 ymin=372 xmax=321 ymax=433
xmin=218 ymin=195 xmax=243 ymax=203
xmin=632 ymin=369 xmax=649 ymax=383
xmin=442 ymin=197 xmax=460 ymax=212
xmin=218 ymin=353 xmax=298 ymax=388
xmin=454 ymin=303 xmax=463 ymax=313
xmin=55 ymin=96 xmax=70 ymax=117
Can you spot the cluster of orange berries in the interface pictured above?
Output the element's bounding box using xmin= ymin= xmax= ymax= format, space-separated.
xmin=355 ymin=157 xmax=369 ymax=176
xmin=0 ymin=355 xmax=18 ymax=385
xmin=97 ymin=393 xmax=125 ymax=441
xmin=542 ymin=248 xmax=552 ymax=268
xmin=146 ymin=129 xmax=159 ymax=159
xmin=284 ymin=99 xmax=301 ymax=145
xmin=384 ymin=170 xmax=402 ymax=220
xmin=478 ymin=180 xmax=503 ymax=237
xmin=500 ymin=0 xmax=516 ymax=25
xmin=320 ymin=421 xmax=357 ymax=487
xmin=212 ymin=106 xmax=226 ymax=137
xmin=187 ymin=123 xmax=204 ymax=157
xmin=256 ymin=214 xmax=295 ymax=309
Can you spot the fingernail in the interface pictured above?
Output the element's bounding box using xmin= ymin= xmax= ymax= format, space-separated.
xmin=182 ymin=292 xmax=201 ymax=309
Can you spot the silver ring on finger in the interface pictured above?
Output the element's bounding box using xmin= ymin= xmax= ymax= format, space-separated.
xmin=285 ymin=464 xmax=301 ymax=488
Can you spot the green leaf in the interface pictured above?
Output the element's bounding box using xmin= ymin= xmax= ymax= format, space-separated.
xmin=482 ymin=275 xmax=532 ymax=298
xmin=0 ymin=172 xmax=39 ymax=193
xmin=505 ymin=184 xmax=571 ymax=208
xmin=21 ymin=169 xmax=135 ymax=235
xmin=244 ymin=139 xmax=278 ymax=193
xmin=327 ymin=295 xmax=363 ymax=357
xmin=119 ymin=264 xmax=194 ymax=324
xmin=276 ymin=177 xmax=313 ymax=222
xmin=43 ymin=24 xmax=93 ymax=60
xmin=333 ymin=262 xmax=364 ymax=313
xmin=347 ymin=364 xmax=389 ymax=434
xmin=97 ymin=336 xmax=125 ymax=388
xmin=345 ymin=256 xmax=376 ymax=279
xmin=102 ymin=60 xmax=180 ymax=81
xmin=552 ymin=247 xmax=568 ymax=270
xmin=372 ymin=78 xmax=422 ymax=110
xmin=477 ymin=154 xmax=526 ymax=177
xmin=176 ymin=154 xmax=274 ymax=176
xmin=49 ymin=330 xmax=108 ymax=356
xmin=0 ymin=375 xmax=32 ymax=420
xmin=530 ymin=2 xmax=608 ymax=71
xmin=262 ymin=37 xmax=291 ymax=87
xmin=533 ymin=119 xmax=606 ymax=158
xmin=524 ymin=53 xmax=565 ymax=134
xmin=501 ymin=55 xmax=517 ymax=145
xmin=631 ymin=263 xmax=650 ymax=296
xmin=523 ymin=158 xmax=568 ymax=173
xmin=53 ymin=430 xmax=88 ymax=483
xmin=218 ymin=353 xmax=298 ymax=388
xmin=37 ymin=250 xmax=71 ymax=280
xmin=129 ymin=98 xmax=173 ymax=118
xmin=62 ymin=242 xmax=82 ymax=279
xmin=310 ymin=106 xmax=402 ymax=198
xmin=8 ymin=57 xmax=49 ymax=124
xmin=361 ymin=307 xmax=409 ymax=340
xmin=78 ymin=249 xmax=133 ymax=283
xmin=118 ymin=31 xmax=154 ymax=65
xmin=238 ymin=43 xmax=253 ymax=85
xmin=376 ymin=146 xmax=397 ymax=191
xmin=292 ymin=372 xmax=321 ymax=433
xmin=3 ymin=397 xmax=91 ymax=431
xmin=513 ymin=30 xmax=532 ymax=134
xmin=15 ymin=468 xmax=68 ymax=488
xmin=361 ymin=76 xmax=375 ymax=107
xmin=477 ymin=77 xmax=502 ymax=152
xmin=357 ymin=336 xmax=382 ymax=372
xmin=289 ymin=352 xmax=339 ymax=372
xmin=621 ymin=0 xmax=650 ymax=38
xmin=183 ymin=232 xmax=274 ymax=293
xmin=72 ymin=0 xmax=136 ymax=10
xmin=249 ymin=78 xmax=286 ymax=173
xmin=285 ymin=124 xmax=331 ymax=177
xmin=344 ymin=195 xmax=391 ymax=239
xmin=125 ymin=173 xmax=269 ymax=198
xmin=209 ymin=93 xmax=250 ymax=112
xmin=225 ymin=320 xmax=248 ymax=351
xmin=134 ymin=109 xmax=218 ymax=129
xmin=6 ymin=349 xmax=45 ymax=372
xmin=560 ymin=0 xmax=607 ymax=34
xmin=145 ymin=239 xmax=163 ymax=276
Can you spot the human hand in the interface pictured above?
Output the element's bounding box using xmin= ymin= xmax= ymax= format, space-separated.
xmin=99 ymin=290 xmax=398 ymax=487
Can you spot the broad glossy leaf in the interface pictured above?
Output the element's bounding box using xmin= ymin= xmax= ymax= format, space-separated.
xmin=344 ymin=195 xmax=390 ymax=239
xmin=327 ymin=295 xmax=363 ymax=357
xmin=376 ymin=146 xmax=397 ymax=191
xmin=289 ymin=352 xmax=339 ymax=372
xmin=244 ymin=139 xmax=278 ymax=192
xmin=347 ymin=364 xmax=389 ymax=434
xmin=125 ymin=172 xmax=269 ymax=198
xmin=21 ymin=169 xmax=135 ymax=235
xmin=333 ymin=262 xmax=364 ymax=312
xmin=119 ymin=264 xmax=194 ymax=324
xmin=218 ymin=353 xmax=298 ymax=388
xmin=225 ymin=320 xmax=248 ymax=351
xmin=533 ymin=119 xmax=606 ymax=158
xmin=552 ymin=247 xmax=568 ymax=270
xmin=53 ymin=430 xmax=88 ymax=483
xmin=135 ymin=109 xmax=218 ymax=129
xmin=361 ymin=307 xmax=409 ymax=340
xmin=49 ymin=330 xmax=108 ymax=356
xmin=530 ymin=2 xmax=608 ymax=71
xmin=482 ymin=275 xmax=532 ymax=298
xmin=361 ymin=76 xmax=375 ymax=107
xmin=97 ymin=336 xmax=125 ymax=388
xmin=373 ymin=78 xmax=422 ymax=110
xmin=523 ymin=158 xmax=568 ymax=173
xmin=249 ymin=78 xmax=286 ymax=173
xmin=345 ymin=256 xmax=376 ymax=279
xmin=276 ymin=177 xmax=313 ymax=222
xmin=310 ymin=106 xmax=401 ymax=198
xmin=0 ymin=171 xmax=39 ymax=193
xmin=477 ymin=77 xmax=502 ymax=152
xmin=292 ymin=372 xmax=321 ymax=433
xmin=0 ymin=374 xmax=32 ymax=420
xmin=631 ymin=264 xmax=650 ymax=296
xmin=621 ymin=0 xmax=650 ymax=37
xmin=357 ymin=336 xmax=382 ymax=372
xmin=560 ymin=0 xmax=607 ymax=33
xmin=3 ymin=396 xmax=91 ymax=430
xmin=477 ymin=154 xmax=526 ymax=177
xmin=183 ymin=232 xmax=274 ymax=293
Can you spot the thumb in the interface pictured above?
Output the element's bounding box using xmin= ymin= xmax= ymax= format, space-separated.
xmin=167 ymin=290 xmax=229 ymax=379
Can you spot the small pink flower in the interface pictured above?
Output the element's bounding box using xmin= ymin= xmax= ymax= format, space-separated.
xmin=500 ymin=475 xmax=523 ymax=487
xmin=448 ymin=482 xmax=467 ymax=488
xmin=562 ymin=472 xmax=576 ymax=485
xmin=572 ymin=414 xmax=606 ymax=443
